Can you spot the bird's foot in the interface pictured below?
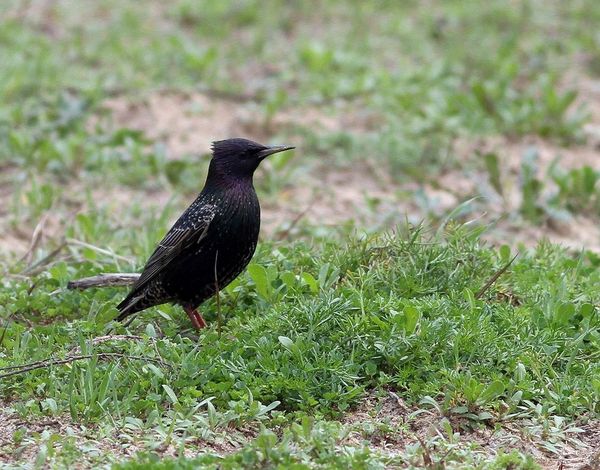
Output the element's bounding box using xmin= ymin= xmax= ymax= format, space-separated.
xmin=184 ymin=307 xmax=207 ymax=330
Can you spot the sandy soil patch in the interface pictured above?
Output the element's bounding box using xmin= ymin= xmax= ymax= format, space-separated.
xmin=568 ymin=66 xmax=600 ymax=142
xmin=448 ymin=135 xmax=600 ymax=252
xmin=92 ymin=91 xmax=372 ymax=160
xmin=455 ymin=135 xmax=599 ymax=174
xmin=92 ymin=93 xmax=255 ymax=159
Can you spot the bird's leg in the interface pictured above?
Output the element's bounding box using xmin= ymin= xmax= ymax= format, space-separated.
xmin=183 ymin=306 xmax=207 ymax=330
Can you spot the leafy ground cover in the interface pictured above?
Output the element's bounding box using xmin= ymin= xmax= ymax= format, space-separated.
xmin=1 ymin=0 xmax=599 ymax=468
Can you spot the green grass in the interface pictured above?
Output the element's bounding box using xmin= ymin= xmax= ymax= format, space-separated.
xmin=1 ymin=0 xmax=599 ymax=468
xmin=2 ymin=228 xmax=599 ymax=467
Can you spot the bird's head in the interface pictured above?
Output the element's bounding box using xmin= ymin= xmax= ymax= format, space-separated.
xmin=209 ymin=138 xmax=294 ymax=181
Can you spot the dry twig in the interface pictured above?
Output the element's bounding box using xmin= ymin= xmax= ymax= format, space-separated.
xmin=475 ymin=252 xmax=519 ymax=300
xmin=67 ymin=273 xmax=140 ymax=290
xmin=276 ymin=200 xmax=316 ymax=241
xmin=19 ymin=214 xmax=48 ymax=266
xmin=66 ymin=238 xmax=134 ymax=263
xmin=0 ymin=352 xmax=169 ymax=380
xmin=20 ymin=242 xmax=67 ymax=276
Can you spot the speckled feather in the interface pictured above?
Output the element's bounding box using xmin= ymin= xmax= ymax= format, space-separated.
xmin=116 ymin=138 xmax=291 ymax=324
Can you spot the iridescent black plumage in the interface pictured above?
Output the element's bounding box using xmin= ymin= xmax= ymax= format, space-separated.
xmin=116 ymin=138 xmax=294 ymax=329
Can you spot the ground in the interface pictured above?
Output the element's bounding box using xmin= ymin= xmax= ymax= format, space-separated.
xmin=0 ymin=1 xmax=599 ymax=469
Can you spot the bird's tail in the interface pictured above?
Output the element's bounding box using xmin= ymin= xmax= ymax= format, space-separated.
xmin=115 ymin=293 xmax=144 ymax=322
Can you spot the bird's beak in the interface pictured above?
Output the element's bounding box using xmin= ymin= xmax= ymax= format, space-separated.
xmin=257 ymin=145 xmax=295 ymax=160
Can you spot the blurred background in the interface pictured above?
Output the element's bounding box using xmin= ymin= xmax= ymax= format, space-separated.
xmin=1 ymin=0 xmax=599 ymax=260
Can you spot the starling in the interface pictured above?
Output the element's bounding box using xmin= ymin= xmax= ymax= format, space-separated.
xmin=116 ymin=138 xmax=294 ymax=330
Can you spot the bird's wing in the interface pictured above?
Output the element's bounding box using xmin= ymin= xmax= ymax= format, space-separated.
xmin=130 ymin=204 xmax=217 ymax=292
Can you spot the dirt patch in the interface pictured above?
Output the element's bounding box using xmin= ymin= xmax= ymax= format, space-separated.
xmin=456 ymin=134 xmax=599 ymax=174
xmin=92 ymin=91 xmax=372 ymax=159
xmin=568 ymin=66 xmax=600 ymax=142
xmin=262 ymin=163 xmax=419 ymax=237
xmin=448 ymin=132 xmax=600 ymax=252
xmin=342 ymin=393 xmax=600 ymax=469
xmin=0 ymin=172 xmax=174 ymax=263
xmin=93 ymin=93 xmax=255 ymax=158
xmin=0 ymin=232 xmax=30 ymax=260
xmin=1 ymin=0 xmax=65 ymax=39
xmin=494 ymin=215 xmax=600 ymax=254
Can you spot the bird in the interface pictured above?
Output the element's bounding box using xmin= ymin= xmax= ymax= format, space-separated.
xmin=116 ymin=138 xmax=294 ymax=330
